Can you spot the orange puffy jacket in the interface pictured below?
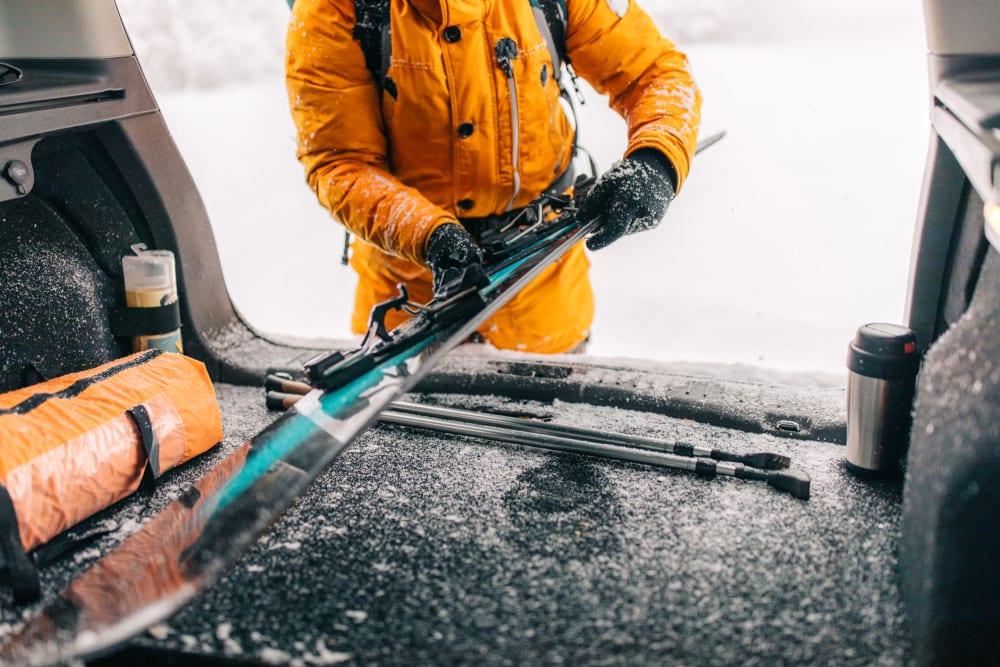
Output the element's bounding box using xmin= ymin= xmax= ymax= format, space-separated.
xmin=286 ymin=0 xmax=701 ymax=353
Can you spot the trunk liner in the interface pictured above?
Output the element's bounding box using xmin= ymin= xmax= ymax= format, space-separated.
xmin=0 ymin=374 xmax=904 ymax=665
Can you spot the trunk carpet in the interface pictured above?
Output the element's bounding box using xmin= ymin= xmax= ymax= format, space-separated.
xmin=0 ymin=379 xmax=905 ymax=665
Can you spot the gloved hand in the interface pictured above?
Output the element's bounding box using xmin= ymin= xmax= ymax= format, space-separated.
xmin=577 ymin=148 xmax=677 ymax=251
xmin=425 ymin=223 xmax=488 ymax=296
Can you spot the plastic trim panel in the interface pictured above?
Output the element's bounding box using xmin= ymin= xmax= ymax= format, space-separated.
xmin=0 ymin=1 xmax=131 ymax=59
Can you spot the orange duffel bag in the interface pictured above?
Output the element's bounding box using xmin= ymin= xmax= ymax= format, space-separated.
xmin=0 ymin=349 xmax=223 ymax=602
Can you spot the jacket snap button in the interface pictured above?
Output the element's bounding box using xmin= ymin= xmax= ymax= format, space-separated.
xmin=457 ymin=123 xmax=475 ymax=138
xmin=443 ymin=26 xmax=462 ymax=43
xmin=457 ymin=198 xmax=475 ymax=210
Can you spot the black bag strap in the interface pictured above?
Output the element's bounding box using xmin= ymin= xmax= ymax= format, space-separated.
xmin=108 ymin=301 xmax=181 ymax=338
xmin=21 ymin=363 xmax=48 ymax=388
xmin=20 ymin=405 xmax=161 ymax=584
xmin=0 ymin=483 xmax=40 ymax=603
xmin=32 ymin=521 xmax=118 ymax=570
xmin=128 ymin=404 xmax=162 ymax=492
xmin=0 ymin=350 xmax=162 ymax=417
xmin=0 ymin=401 xmax=162 ymax=603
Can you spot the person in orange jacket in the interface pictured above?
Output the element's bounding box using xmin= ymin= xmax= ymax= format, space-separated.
xmin=286 ymin=0 xmax=701 ymax=354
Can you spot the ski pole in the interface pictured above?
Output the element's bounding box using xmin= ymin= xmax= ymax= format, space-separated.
xmin=695 ymin=129 xmax=726 ymax=155
xmin=388 ymin=400 xmax=790 ymax=470
xmin=378 ymin=409 xmax=810 ymax=499
xmin=263 ymin=393 xmax=810 ymax=498
xmin=267 ymin=388 xmax=809 ymax=498
xmin=265 ymin=375 xmax=790 ymax=470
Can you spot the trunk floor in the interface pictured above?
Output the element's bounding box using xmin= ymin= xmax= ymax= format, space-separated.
xmin=1 ymin=382 xmax=906 ymax=666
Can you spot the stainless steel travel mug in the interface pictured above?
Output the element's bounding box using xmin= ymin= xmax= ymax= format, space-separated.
xmin=845 ymin=323 xmax=921 ymax=475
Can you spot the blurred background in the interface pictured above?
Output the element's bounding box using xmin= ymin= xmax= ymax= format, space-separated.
xmin=116 ymin=0 xmax=928 ymax=378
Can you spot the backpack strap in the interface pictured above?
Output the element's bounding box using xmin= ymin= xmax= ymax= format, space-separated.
xmin=530 ymin=0 xmax=569 ymax=81
xmin=353 ymin=0 xmax=394 ymax=96
xmin=346 ymin=0 xmax=392 ymax=265
xmin=353 ymin=0 xmax=569 ymax=97
xmin=530 ymin=0 xmax=592 ymax=176
xmin=532 ymin=0 xmax=586 ymax=107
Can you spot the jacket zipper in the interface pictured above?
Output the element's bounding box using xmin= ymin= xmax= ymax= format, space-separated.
xmin=496 ymin=37 xmax=521 ymax=212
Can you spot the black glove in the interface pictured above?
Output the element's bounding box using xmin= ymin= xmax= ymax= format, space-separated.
xmin=577 ymin=148 xmax=677 ymax=251
xmin=425 ymin=223 xmax=488 ymax=296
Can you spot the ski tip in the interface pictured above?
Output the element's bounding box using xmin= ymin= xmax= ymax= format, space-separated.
xmin=743 ymin=452 xmax=792 ymax=470
xmin=767 ymin=468 xmax=811 ymax=500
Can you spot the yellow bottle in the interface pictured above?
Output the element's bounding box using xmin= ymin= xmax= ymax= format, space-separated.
xmin=122 ymin=247 xmax=183 ymax=353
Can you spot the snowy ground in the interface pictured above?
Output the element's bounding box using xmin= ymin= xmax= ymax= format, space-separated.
xmin=118 ymin=0 xmax=928 ymax=377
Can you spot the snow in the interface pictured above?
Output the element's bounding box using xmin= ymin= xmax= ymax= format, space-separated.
xmin=216 ymin=622 xmax=233 ymax=641
xmin=116 ymin=0 xmax=928 ymax=377
xmin=71 ymin=548 xmax=102 ymax=564
xmin=147 ymin=623 xmax=171 ymax=640
xmin=258 ymin=646 xmax=293 ymax=664
xmin=344 ymin=610 xmax=368 ymax=623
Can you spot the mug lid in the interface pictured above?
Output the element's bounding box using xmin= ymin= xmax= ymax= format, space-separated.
xmin=847 ymin=323 xmax=920 ymax=379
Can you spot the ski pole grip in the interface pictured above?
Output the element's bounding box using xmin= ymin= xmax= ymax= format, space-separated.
xmin=766 ymin=468 xmax=811 ymax=500
xmin=265 ymin=391 xmax=302 ymax=412
xmin=265 ymin=374 xmax=311 ymax=396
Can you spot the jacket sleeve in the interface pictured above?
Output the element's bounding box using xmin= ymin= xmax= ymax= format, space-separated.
xmin=564 ymin=0 xmax=702 ymax=189
xmin=285 ymin=0 xmax=456 ymax=264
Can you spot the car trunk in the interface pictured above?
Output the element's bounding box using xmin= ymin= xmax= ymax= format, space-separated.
xmin=0 ymin=337 xmax=907 ymax=665
xmin=9 ymin=0 xmax=1000 ymax=663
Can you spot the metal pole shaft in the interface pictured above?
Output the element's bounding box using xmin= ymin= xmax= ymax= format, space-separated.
xmin=380 ymin=409 xmax=810 ymax=499
xmin=263 ymin=393 xmax=808 ymax=498
xmin=390 ymin=400 xmax=710 ymax=457
xmin=380 ymin=409 xmax=720 ymax=475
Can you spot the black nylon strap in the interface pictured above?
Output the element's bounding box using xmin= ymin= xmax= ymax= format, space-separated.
xmin=532 ymin=0 xmax=569 ymax=74
xmin=0 ymin=350 xmax=162 ymax=417
xmin=353 ymin=0 xmax=389 ymax=89
xmin=27 ymin=404 xmax=161 ymax=573
xmin=542 ymin=0 xmax=569 ymax=62
xmin=108 ymin=302 xmax=181 ymax=337
xmin=20 ymin=364 xmax=47 ymax=388
xmin=32 ymin=521 xmax=118 ymax=569
xmin=0 ymin=483 xmax=40 ymax=603
xmin=378 ymin=2 xmax=392 ymax=85
xmin=128 ymin=404 xmax=161 ymax=487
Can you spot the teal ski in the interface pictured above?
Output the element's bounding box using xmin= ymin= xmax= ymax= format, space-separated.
xmin=0 ymin=132 xmax=725 ymax=667
xmin=0 ymin=200 xmax=598 ymax=667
